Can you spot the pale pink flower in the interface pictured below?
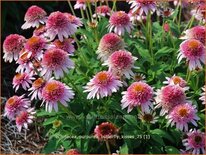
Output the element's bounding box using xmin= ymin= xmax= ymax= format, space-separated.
xmin=166 ymin=103 xmax=199 ymax=131
xmin=155 ymin=85 xmax=186 ymax=116
xmin=94 ymin=122 xmax=119 ymax=141
xmin=128 ymin=0 xmax=156 ymax=15
xmin=53 ymin=38 xmax=75 ymax=54
xmin=97 ymin=33 xmax=125 ymax=61
xmin=182 ymin=129 xmax=205 ymax=154
xmin=28 ymin=78 xmax=46 ymax=100
xmin=16 ymin=108 xmax=36 ymax=132
xmin=33 ymin=25 xmax=47 ymax=37
xmin=24 ymin=36 xmax=48 ymax=59
xmin=74 ymin=0 xmax=86 ymax=10
xmin=21 ymin=5 xmax=47 ymax=29
xmin=199 ymin=86 xmax=205 ymax=104
xmin=121 ymin=82 xmax=153 ymax=113
xmin=84 ymin=71 xmax=122 ymax=99
xmin=4 ymin=95 xmax=30 ymax=120
xmin=178 ymin=39 xmax=205 ymax=71
xmin=138 ymin=110 xmax=158 ymax=124
xmin=12 ymin=73 xmax=34 ymax=92
xmin=103 ymin=50 xmax=138 ymax=79
xmin=181 ymin=26 xmax=206 ymax=44
xmin=64 ymin=13 xmax=82 ymax=27
xmin=94 ymin=5 xmax=111 ymax=17
xmin=109 ymin=11 xmax=133 ymax=36
xmin=174 ymin=0 xmax=190 ymax=8
xmin=46 ymin=11 xmax=77 ymax=41
xmin=42 ymin=80 xmax=74 ymax=112
xmin=41 ymin=48 xmax=74 ymax=79
xmin=3 ymin=34 xmax=26 ymax=63
xmin=163 ymin=74 xmax=188 ymax=89
xmin=128 ymin=9 xmax=146 ymax=23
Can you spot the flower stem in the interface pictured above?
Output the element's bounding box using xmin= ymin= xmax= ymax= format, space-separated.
xmin=67 ymin=0 xmax=76 ymax=16
xmin=112 ymin=0 xmax=117 ymax=12
xmin=80 ymin=8 xmax=85 ymax=19
xmin=105 ymin=140 xmax=111 ymax=155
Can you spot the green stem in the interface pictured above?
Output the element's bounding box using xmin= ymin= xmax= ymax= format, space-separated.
xmin=67 ymin=0 xmax=76 ymax=16
xmin=80 ymin=8 xmax=85 ymax=19
xmin=85 ymin=6 xmax=91 ymax=21
xmin=87 ymin=2 xmax=93 ymax=20
xmin=183 ymin=15 xmax=195 ymax=33
xmin=186 ymin=69 xmax=192 ymax=83
xmin=177 ymin=4 xmax=182 ymax=32
xmin=105 ymin=140 xmax=111 ymax=155
xmin=112 ymin=0 xmax=116 ymax=12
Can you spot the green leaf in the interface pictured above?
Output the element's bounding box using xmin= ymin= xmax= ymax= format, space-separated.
xmin=165 ymin=146 xmax=180 ymax=154
xmin=150 ymin=129 xmax=175 ymax=143
xmin=135 ymin=46 xmax=152 ymax=63
xmin=43 ymin=117 xmax=57 ymax=126
xmin=155 ymin=47 xmax=174 ymax=59
xmin=151 ymin=134 xmax=164 ymax=146
xmin=123 ymin=115 xmax=137 ymax=127
xmin=42 ymin=137 xmax=58 ymax=153
xmin=120 ymin=143 xmax=129 ymax=154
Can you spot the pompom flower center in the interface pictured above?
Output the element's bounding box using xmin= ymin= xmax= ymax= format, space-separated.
xmin=133 ymin=84 xmax=144 ymax=92
xmin=188 ymin=40 xmax=200 ymax=51
xmin=111 ymin=51 xmax=132 ymax=69
xmin=7 ymin=97 xmax=16 ymax=106
xmin=16 ymin=111 xmax=28 ymax=123
xmin=111 ymin=11 xmax=130 ymax=26
xmin=45 ymin=82 xmax=59 ymax=93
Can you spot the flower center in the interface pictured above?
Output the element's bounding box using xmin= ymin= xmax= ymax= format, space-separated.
xmin=7 ymin=97 xmax=16 ymax=106
xmin=27 ymin=36 xmax=40 ymax=45
xmin=45 ymin=82 xmax=59 ymax=93
xmin=133 ymin=84 xmax=144 ymax=92
xmin=188 ymin=40 xmax=200 ymax=51
xmin=172 ymin=76 xmax=181 ymax=85
xmin=97 ymin=72 xmax=108 ymax=83
xmin=19 ymin=51 xmax=29 ymax=62
xmin=15 ymin=73 xmax=24 ymax=80
xmin=194 ymin=135 xmax=202 ymax=144
xmin=143 ymin=114 xmax=153 ymax=122
xmin=178 ymin=108 xmax=188 ymax=117
xmin=33 ymin=78 xmax=45 ymax=89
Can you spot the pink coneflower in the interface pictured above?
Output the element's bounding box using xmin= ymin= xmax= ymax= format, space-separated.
xmin=121 ymin=82 xmax=153 ymax=113
xmin=163 ymin=75 xmax=188 ymax=89
xmin=28 ymin=78 xmax=46 ymax=100
xmin=181 ymin=26 xmax=206 ymax=45
xmin=12 ymin=73 xmax=34 ymax=92
xmin=3 ymin=34 xmax=26 ymax=63
xmin=178 ymin=39 xmax=205 ymax=71
xmin=128 ymin=0 xmax=156 ymax=15
xmin=94 ymin=122 xmax=119 ymax=141
xmin=74 ymin=0 xmax=86 ymax=10
xmin=4 ymin=95 xmax=30 ymax=120
xmin=33 ymin=25 xmax=47 ymax=37
xmin=25 ymin=36 xmax=47 ymax=59
xmin=42 ymin=80 xmax=74 ymax=112
xmin=133 ymin=73 xmax=146 ymax=82
xmin=109 ymin=11 xmax=133 ymax=36
xmin=103 ymin=50 xmax=138 ymax=79
xmin=128 ymin=9 xmax=147 ymax=23
xmin=94 ymin=5 xmax=111 ymax=17
xmin=53 ymin=38 xmax=75 ymax=54
xmin=84 ymin=71 xmax=122 ymax=99
xmin=16 ymin=108 xmax=36 ymax=132
xmin=66 ymin=149 xmax=80 ymax=155
xmin=21 ymin=5 xmax=47 ymax=29
xmin=97 ymin=33 xmax=125 ymax=61
xmin=41 ymin=48 xmax=74 ymax=79
xmin=46 ymin=11 xmax=76 ymax=41
xmin=199 ymin=86 xmax=205 ymax=104
xmin=16 ymin=49 xmax=35 ymax=73
xmin=157 ymin=8 xmax=174 ymax=17
xmin=138 ymin=110 xmax=158 ymax=124
xmin=64 ymin=13 xmax=82 ymax=28
xmin=155 ymin=85 xmax=187 ymax=116
xmin=191 ymin=3 xmax=206 ymax=24
xmin=166 ymin=103 xmax=199 ymax=131
xmin=182 ymin=129 xmax=205 ymax=154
